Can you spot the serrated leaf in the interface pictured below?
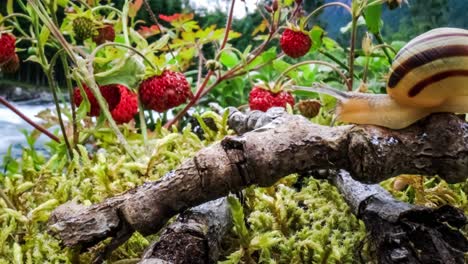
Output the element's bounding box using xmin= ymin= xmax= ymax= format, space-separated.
xmin=310 ymin=25 xmax=325 ymax=52
xmin=129 ymin=28 xmax=148 ymax=49
xmin=220 ymin=51 xmax=239 ymax=68
xmin=273 ymin=60 xmax=297 ymax=78
xmin=25 ymin=55 xmax=42 ymax=64
xmin=129 ymin=0 xmax=143 ymax=18
xmin=249 ymin=47 xmax=276 ymax=69
xmin=322 ymin=37 xmax=338 ymax=50
xmin=94 ymin=54 xmax=145 ymax=88
xmin=252 ymin=19 xmax=269 ymax=36
xmin=39 ymin=26 xmax=50 ymax=50
xmin=364 ymin=4 xmax=382 ymax=34
xmin=137 ymin=25 xmax=161 ymax=38
xmin=150 ymin=34 xmax=170 ymax=50
xmin=76 ymin=93 xmax=91 ymax=120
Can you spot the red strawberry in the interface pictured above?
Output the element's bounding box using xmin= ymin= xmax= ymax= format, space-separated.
xmin=280 ymin=28 xmax=312 ymax=58
xmin=0 ymin=33 xmax=16 ymax=64
xmin=101 ymin=84 xmax=138 ymax=124
xmin=1 ymin=53 xmax=20 ymax=74
xmin=73 ymin=84 xmax=138 ymax=123
xmin=93 ymin=24 xmax=115 ymax=45
xmin=249 ymin=86 xmax=295 ymax=112
xmin=73 ymin=84 xmax=101 ymax=116
xmin=139 ymin=70 xmax=193 ymax=112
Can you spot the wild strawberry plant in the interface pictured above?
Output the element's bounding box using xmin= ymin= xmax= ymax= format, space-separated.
xmin=1 ymin=0 xmax=467 ymax=263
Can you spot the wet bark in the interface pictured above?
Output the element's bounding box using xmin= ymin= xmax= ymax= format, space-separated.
xmin=138 ymin=198 xmax=231 ymax=264
xmin=48 ymin=108 xmax=468 ymax=259
xmin=333 ymin=169 xmax=468 ymax=264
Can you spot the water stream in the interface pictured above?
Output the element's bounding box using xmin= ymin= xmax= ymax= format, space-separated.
xmin=0 ymin=100 xmax=55 ymax=160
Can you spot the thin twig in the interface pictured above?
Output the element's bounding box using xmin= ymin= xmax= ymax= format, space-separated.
xmin=163 ymin=0 xmax=237 ymax=128
xmin=348 ymin=17 xmax=358 ymax=90
xmin=142 ymin=0 xmax=181 ymax=72
xmin=0 ymin=97 xmax=60 ymax=143
xmin=373 ymin=33 xmax=394 ymax=64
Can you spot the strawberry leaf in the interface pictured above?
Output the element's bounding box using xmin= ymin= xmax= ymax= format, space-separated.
xmin=309 ymin=25 xmax=325 ymax=52
xmin=129 ymin=0 xmax=143 ymax=18
xmin=364 ymin=4 xmax=383 ymax=34
xmin=220 ymin=51 xmax=239 ymax=68
xmin=95 ymin=54 xmax=145 ymax=89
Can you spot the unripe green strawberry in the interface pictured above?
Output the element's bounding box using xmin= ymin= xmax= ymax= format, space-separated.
xmin=72 ymin=17 xmax=96 ymax=41
xmin=249 ymin=86 xmax=295 ymax=112
xmin=280 ymin=28 xmax=312 ymax=58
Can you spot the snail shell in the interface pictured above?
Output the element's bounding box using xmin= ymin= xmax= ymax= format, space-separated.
xmin=387 ymin=27 xmax=468 ymax=108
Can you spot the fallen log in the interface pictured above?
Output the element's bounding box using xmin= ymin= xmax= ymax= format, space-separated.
xmin=48 ymin=109 xmax=468 ymax=258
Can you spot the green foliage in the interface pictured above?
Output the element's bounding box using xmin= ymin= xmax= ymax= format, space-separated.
xmin=2 ymin=0 xmax=468 ymax=263
xmin=222 ymin=176 xmax=367 ymax=263
xmin=0 ymin=113 xmax=230 ymax=263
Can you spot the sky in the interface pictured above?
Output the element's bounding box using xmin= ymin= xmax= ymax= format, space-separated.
xmin=189 ymin=0 xmax=258 ymax=18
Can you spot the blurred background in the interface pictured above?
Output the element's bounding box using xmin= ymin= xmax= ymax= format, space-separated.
xmin=0 ymin=0 xmax=464 ymax=158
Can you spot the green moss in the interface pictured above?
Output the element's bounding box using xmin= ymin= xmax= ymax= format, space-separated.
xmin=0 ymin=112 xmax=230 ymax=263
xmin=222 ymin=175 xmax=367 ymax=264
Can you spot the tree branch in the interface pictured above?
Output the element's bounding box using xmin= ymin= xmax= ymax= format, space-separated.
xmin=138 ymin=197 xmax=231 ymax=264
xmin=48 ymin=109 xmax=468 ymax=255
xmin=333 ymin=169 xmax=468 ymax=263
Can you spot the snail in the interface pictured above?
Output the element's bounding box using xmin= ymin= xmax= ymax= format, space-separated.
xmin=292 ymin=27 xmax=468 ymax=129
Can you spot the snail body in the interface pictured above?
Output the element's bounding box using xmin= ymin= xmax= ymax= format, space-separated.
xmin=294 ymin=27 xmax=468 ymax=129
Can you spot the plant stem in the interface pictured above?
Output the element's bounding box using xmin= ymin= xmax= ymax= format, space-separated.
xmin=90 ymin=42 xmax=157 ymax=70
xmin=81 ymin=70 xmax=137 ymax=161
xmin=362 ymin=55 xmax=371 ymax=84
xmin=301 ymin=2 xmax=352 ymax=29
xmin=138 ymin=95 xmax=148 ymax=149
xmin=163 ymin=0 xmax=237 ymax=129
xmin=46 ymin=2 xmax=73 ymax=158
xmin=91 ymin=6 xmax=122 ymax=15
xmin=373 ymin=33 xmax=393 ymax=63
xmin=164 ymin=70 xmax=214 ymax=129
xmin=372 ymin=44 xmax=397 ymax=55
xmin=122 ymin=0 xmax=131 ymax=45
xmin=221 ymin=0 xmax=236 ymax=50
xmin=142 ymin=0 xmax=181 ymax=72
xmin=61 ymin=56 xmax=78 ymax=149
xmin=0 ymin=13 xmax=31 ymax=38
xmin=320 ymin=50 xmax=359 ymax=79
xmin=348 ymin=17 xmax=358 ymax=90
xmin=0 ymin=97 xmax=60 ymax=143
xmin=274 ymin=60 xmax=351 ymax=90
xmin=46 ymin=71 xmax=73 ymax=158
